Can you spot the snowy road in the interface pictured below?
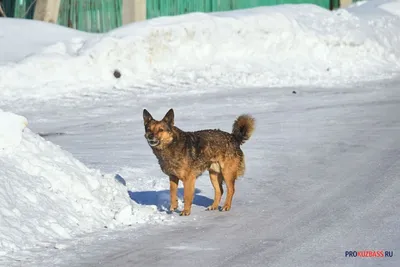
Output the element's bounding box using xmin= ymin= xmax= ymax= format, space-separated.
xmin=5 ymin=79 xmax=399 ymax=267
xmin=2 ymin=2 xmax=400 ymax=266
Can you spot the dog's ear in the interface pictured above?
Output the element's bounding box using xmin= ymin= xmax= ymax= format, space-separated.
xmin=143 ymin=109 xmax=153 ymax=125
xmin=162 ymin=108 xmax=174 ymax=126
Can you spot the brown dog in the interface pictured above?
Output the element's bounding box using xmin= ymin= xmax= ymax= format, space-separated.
xmin=143 ymin=109 xmax=255 ymax=216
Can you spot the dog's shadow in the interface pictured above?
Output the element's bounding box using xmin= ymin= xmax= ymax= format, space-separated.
xmin=128 ymin=187 xmax=213 ymax=212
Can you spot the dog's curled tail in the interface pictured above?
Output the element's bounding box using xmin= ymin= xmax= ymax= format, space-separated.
xmin=232 ymin=114 xmax=255 ymax=145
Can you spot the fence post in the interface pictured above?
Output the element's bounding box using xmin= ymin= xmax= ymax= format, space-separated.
xmin=123 ymin=0 xmax=146 ymax=24
xmin=340 ymin=0 xmax=353 ymax=8
xmin=33 ymin=0 xmax=61 ymax=23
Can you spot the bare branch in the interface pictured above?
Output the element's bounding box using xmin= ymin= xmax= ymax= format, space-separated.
xmin=0 ymin=3 xmax=6 ymax=17
xmin=23 ymin=0 xmax=37 ymax=19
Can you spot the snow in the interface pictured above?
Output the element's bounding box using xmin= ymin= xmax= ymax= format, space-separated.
xmin=379 ymin=0 xmax=400 ymax=16
xmin=0 ymin=0 xmax=399 ymax=266
xmin=0 ymin=109 xmax=167 ymax=255
xmin=0 ymin=18 xmax=91 ymax=63
xmin=3 ymin=75 xmax=399 ymax=267
xmin=0 ymin=110 xmax=27 ymax=149
xmin=2 ymin=1 xmax=400 ymax=99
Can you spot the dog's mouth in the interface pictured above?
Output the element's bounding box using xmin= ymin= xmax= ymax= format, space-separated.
xmin=147 ymin=138 xmax=160 ymax=147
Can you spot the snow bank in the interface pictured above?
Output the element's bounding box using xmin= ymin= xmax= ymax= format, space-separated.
xmin=1 ymin=2 xmax=400 ymax=98
xmin=0 ymin=111 xmax=27 ymax=149
xmin=0 ymin=17 xmax=91 ymax=63
xmin=0 ymin=109 xmax=160 ymax=254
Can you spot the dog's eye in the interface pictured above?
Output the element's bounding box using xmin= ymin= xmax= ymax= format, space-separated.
xmin=158 ymin=128 xmax=164 ymax=132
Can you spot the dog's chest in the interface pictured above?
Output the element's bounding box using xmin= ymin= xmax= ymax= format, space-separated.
xmin=160 ymin=162 xmax=181 ymax=177
xmin=153 ymin=150 xmax=185 ymax=176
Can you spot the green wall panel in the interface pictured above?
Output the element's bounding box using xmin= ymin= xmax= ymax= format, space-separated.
xmin=2 ymin=0 xmax=36 ymax=19
xmin=147 ymin=0 xmax=332 ymax=19
xmin=57 ymin=0 xmax=122 ymax=33
xmin=147 ymin=0 xmax=214 ymax=19
xmin=1 ymin=0 xmax=339 ymax=33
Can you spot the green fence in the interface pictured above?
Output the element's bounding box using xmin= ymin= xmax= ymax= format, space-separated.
xmin=1 ymin=0 xmax=122 ymax=33
xmin=2 ymin=0 xmax=36 ymax=19
xmin=2 ymin=0 xmax=340 ymax=33
xmin=147 ymin=0 xmax=334 ymax=19
xmin=57 ymin=0 xmax=122 ymax=33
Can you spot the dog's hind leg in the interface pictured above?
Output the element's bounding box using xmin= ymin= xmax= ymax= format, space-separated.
xmin=221 ymin=177 xmax=235 ymax=211
xmin=207 ymin=170 xmax=224 ymax=211
xmin=221 ymin=160 xmax=239 ymax=211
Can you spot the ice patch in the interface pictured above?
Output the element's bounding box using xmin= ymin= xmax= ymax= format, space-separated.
xmin=168 ymin=245 xmax=218 ymax=251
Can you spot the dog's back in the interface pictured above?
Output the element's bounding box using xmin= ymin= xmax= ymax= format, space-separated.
xmin=193 ymin=114 xmax=255 ymax=176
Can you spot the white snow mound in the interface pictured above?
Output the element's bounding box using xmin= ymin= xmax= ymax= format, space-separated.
xmin=0 ymin=111 xmax=28 ymax=149
xmin=0 ymin=17 xmax=91 ymax=63
xmin=0 ymin=109 xmax=155 ymax=254
xmin=1 ymin=2 xmax=400 ymax=98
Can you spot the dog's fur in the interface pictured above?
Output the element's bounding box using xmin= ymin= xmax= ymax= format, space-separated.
xmin=143 ymin=109 xmax=255 ymax=216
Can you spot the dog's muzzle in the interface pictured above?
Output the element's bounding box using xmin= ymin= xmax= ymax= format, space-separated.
xmin=147 ymin=138 xmax=160 ymax=147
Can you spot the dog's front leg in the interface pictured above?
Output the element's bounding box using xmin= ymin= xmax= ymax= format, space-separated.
xmin=180 ymin=176 xmax=195 ymax=216
xmin=169 ymin=176 xmax=179 ymax=212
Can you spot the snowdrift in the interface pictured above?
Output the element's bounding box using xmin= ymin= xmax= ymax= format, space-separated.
xmin=1 ymin=1 xmax=400 ymax=98
xmin=0 ymin=17 xmax=91 ymax=63
xmin=0 ymin=109 xmax=159 ymax=254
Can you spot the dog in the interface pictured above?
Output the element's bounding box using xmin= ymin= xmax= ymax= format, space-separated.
xmin=143 ymin=108 xmax=255 ymax=216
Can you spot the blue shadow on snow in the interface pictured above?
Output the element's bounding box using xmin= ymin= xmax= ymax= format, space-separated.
xmin=115 ymin=173 xmax=213 ymax=212
xmin=129 ymin=188 xmax=213 ymax=212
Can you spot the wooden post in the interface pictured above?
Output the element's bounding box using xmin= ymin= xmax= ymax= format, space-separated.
xmin=340 ymin=0 xmax=353 ymax=8
xmin=123 ymin=0 xmax=146 ymax=25
xmin=33 ymin=0 xmax=61 ymax=23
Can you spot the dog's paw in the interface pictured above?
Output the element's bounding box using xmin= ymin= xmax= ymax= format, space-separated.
xmin=169 ymin=199 xmax=178 ymax=212
xmin=179 ymin=209 xmax=191 ymax=216
xmin=221 ymin=205 xmax=231 ymax=211
xmin=169 ymin=205 xmax=178 ymax=212
xmin=206 ymin=205 xmax=219 ymax=211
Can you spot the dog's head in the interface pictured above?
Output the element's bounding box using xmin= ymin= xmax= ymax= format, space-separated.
xmin=143 ymin=109 xmax=175 ymax=149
